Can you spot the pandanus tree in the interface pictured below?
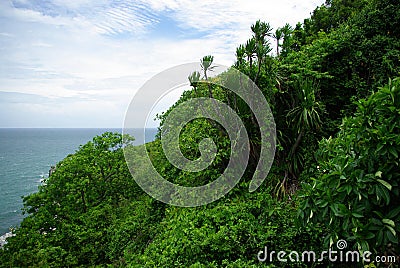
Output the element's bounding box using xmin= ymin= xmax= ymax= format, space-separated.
xmin=235 ymin=44 xmax=246 ymax=69
xmin=229 ymin=20 xmax=274 ymax=166
xmin=273 ymin=28 xmax=284 ymax=57
xmin=190 ymin=55 xmax=225 ymax=135
xmin=286 ymin=78 xmax=324 ymax=177
xmin=188 ymin=71 xmax=200 ymax=94
xmin=200 ymin=55 xmax=215 ymax=98
xmin=244 ymin=38 xmax=256 ymax=72
xmin=251 ymin=19 xmax=272 ymax=43
xmin=273 ymin=78 xmax=324 ymax=197
xmin=280 ymin=23 xmax=293 ymax=57
xmin=235 ymin=20 xmax=273 ymax=82
xmin=251 ymin=20 xmax=273 ymax=84
xmin=254 ymin=40 xmax=272 ymax=84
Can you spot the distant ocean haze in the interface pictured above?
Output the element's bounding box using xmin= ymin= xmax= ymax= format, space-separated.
xmin=0 ymin=128 xmax=157 ymax=235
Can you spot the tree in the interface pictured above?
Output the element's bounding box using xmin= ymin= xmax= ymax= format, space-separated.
xmin=200 ymin=55 xmax=215 ymax=98
xmin=286 ymin=78 xmax=324 ymax=178
xmin=0 ymin=133 xmax=164 ymax=267
xmin=244 ymin=38 xmax=256 ymax=73
xmin=188 ymin=71 xmax=201 ymax=94
xmin=273 ymin=28 xmax=284 ymax=56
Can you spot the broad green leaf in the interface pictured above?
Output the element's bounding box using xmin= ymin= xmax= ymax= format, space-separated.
xmin=364 ymin=232 xmax=375 ymax=239
xmin=386 ymin=228 xmax=398 ymax=244
xmin=385 ymin=225 xmax=396 ymax=237
xmin=377 ymin=179 xmax=392 ymax=191
xmin=387 ymin=206 xmax=400 ymax=219
xmin=388 ymin=147 xmax=398 ymax=158
xmin=382 ymin=218 xmax=395 ymax=228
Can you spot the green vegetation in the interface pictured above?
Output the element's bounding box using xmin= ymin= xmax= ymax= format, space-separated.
xmin=1 ymin=0 xmax=399 ymax=267
xmin=299 ymin=77 xmax=400 ymax=253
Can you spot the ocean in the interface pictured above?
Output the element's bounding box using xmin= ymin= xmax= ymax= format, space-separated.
xmin=0 ymin=128 xmax=157 ymax=235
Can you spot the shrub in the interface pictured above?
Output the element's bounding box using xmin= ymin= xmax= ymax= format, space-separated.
xmin=299 ymin=78 xmax=400 ymax=256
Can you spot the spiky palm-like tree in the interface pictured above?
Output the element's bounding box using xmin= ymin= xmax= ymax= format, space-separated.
xmin=188 ymin=71 xmax=200 ymax=92
xmin=254 ymin=41 xmax=272 ymax=83
xmin=200 ymin=55 xmax=214 ymax=80
xmin=200 ymin=55 xmax=215 ymax=98
xmin=273 ymin=28 xmax=284 ymax=57
xmin=251 ymin=20 xmax=272 ymax=44
xmin=244 ymin=38 xmax=256 ymax=71
xmin=250 ymin=20 xmax=273 ymax=83
xmin=280 ymin=23 xmax=293 ymax=56
xmin=235 ymin=44 xmax=246 ymax=68
xmin=287 ymin=78 xmax=323 ymax=176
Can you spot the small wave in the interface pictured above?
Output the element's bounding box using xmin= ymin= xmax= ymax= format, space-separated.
xmin=39 ymin=174 xmax=45 ymax=182
xmin=0 ymin=232 xmax=16 ymax=248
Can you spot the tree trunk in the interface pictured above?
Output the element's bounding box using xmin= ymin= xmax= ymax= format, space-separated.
xmin=276 ymin=39 xmax=280 ymax=57
xmin=289 ymin=129 xmax=304 ymax=159
xmin=204 ymin=72 xmax=213 ymax=98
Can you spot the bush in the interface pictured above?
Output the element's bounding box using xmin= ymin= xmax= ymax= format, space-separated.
xmin=299 ymin=78 xmax=400 ymax=256
xmin=129 ymin=186 xmax=325 ymax=267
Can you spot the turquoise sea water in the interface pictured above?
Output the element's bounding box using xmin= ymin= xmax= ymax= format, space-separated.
xmin=0 ymin=128 xmax=157 ymax=235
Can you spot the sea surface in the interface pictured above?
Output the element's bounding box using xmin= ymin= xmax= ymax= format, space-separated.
xmin=0 ymin=128 xmax=157 ymax=235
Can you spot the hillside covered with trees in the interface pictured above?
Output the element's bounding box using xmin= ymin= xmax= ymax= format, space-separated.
xmin=0 ymin=0 xmax=399 ymax=267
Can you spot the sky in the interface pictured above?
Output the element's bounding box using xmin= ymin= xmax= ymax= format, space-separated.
xmin=0 ymin=0 xmax=325 ymax=128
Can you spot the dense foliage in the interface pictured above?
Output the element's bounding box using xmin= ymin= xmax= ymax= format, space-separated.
xmin=1 ymin=0 xmax=399 ymax=267
xmin=299 ymin=77 xmax=400 ymax=254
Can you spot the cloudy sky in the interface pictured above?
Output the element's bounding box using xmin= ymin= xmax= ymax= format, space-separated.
xmin=0 ymin=0 xmax=324 ymax=128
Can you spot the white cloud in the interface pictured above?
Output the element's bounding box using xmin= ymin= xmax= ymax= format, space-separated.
xmin=0 ymin=0 xmax=325 ymax=127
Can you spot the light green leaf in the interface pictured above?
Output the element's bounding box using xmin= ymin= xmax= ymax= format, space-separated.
xmin=377 ymin=179 xmax=392 ymax=191
xmin=386 ymin=225 xmax=396 ymax=237
xmin=382 ymin=218 xmax=395 ymax=228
